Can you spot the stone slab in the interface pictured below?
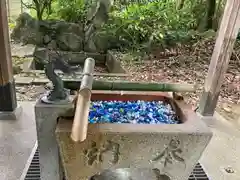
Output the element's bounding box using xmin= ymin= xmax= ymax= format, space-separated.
xmin=0 ymin=101 xmax=37 ymax=180
xmin=15 ymin=76 xmax=34 ymax=85
xmin=22 ymin=57 xmax=34 ymax=72
xmin=33 ymin=48 xmax=106 ymax=65
xmin=11 ymin=44 xmax=35 ymax=57
xmin=32 ymin=78 xmax=50 ymax=85
xmin=23 ymin=70 xmax=128 ymax=77
xmin=199 ymin=113 xmax=240 ymax=180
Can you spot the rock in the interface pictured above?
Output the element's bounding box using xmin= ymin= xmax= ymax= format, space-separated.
xmin=85 ymin=35 xmax=98 ymax=52
xmin=223 ymin=103 xmax=232 ymax=113
xmin=11 ymin=13 xmax=40 ymax=45
xmin=84 ymin=0 xmax=113 ymax=52
xmin=57 ymin=33 xmax=83 ymax=52
xmin=84 ymin=32 xmax=109 ymax=53
xmin=56 ymin=21 xmax=84 ymax=36
xmin=11 ymin=13 xmax=85 ymax=52
xmin=11 ymin=5 xmax=115 ymax=53
xmin=43 ymin=35 xmax=52 ymax=44
xmin=48 ymin=40 xmax=58 ymax=49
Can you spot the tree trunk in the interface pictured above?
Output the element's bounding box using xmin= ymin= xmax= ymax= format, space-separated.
xmin=178 ymin=0 xmax=185 ymax=10
xmin=37 ymin=10 xmax=43 ymax=20
xmin=206 ymin=0 xmax=216 ymax=30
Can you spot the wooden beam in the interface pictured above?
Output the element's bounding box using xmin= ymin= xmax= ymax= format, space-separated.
xmin=0 ymin=0 xmax=17 ymax=111
xmin=198 ymin=0 xmax=240 ymax=116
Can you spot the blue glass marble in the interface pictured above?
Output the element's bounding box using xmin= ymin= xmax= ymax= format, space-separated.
xmin=88 ymin=100 xmax=180 ymax=124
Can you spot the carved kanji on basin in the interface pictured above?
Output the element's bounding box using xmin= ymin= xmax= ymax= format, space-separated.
xmin=84 ymin=140 xmax=120 ymax=166
xmin=152 ymin=139 xmax=185 ymax=169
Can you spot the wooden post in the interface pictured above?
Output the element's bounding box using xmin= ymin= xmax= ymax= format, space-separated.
xmin=6 ymin=0 xmax=10 ymax=19
xmin=198 ymin=0 xmax=240 ymax=116
xmin=0 ymin=0 xmax=17 ymax=112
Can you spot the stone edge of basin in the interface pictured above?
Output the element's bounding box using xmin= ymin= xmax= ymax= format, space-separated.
xmin=54 ymin=90 xmax=213 ymax=136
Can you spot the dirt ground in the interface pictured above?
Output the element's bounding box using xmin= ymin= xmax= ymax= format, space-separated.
xmin=15 ymin=37 xmax=240 ymax=124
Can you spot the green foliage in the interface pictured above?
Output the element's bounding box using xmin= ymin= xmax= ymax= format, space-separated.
xmin=23 ymin=0 xmax=223 ymax=50
xmin=21 ymin=0 xmax=54 ymax=20
xmin=8 ymin=18 xmax=16 ymax=30
xmin=27 ymin=0 xmax=90 ymax=22
xmin=101 ymin=1 xmax=197 ymax=50
xmin=53 ymin=0 xmax=87 ymax=23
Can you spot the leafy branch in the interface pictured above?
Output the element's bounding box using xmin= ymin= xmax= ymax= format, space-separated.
xmin=21 ymin=0 xmax=53 ymax=20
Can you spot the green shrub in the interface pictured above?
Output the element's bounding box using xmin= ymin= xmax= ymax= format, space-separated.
xmin=101 ymin=1 xmax=197 ymax=50
xmin=28 ymin=0 xmax=89 ymax=22
xmin=54 ymin=0 xmax=87 ymax=23
xmin=24 ymin=0 xmax=222 ymax=51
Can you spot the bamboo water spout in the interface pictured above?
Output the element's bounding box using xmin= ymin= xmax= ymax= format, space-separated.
xmin=91 ymin=81 xmax=196 ymax=92
xmin=65 ymin=80 xmax=197 ymax=92
xmin=71 ymin=58 xmax=95 ymax=142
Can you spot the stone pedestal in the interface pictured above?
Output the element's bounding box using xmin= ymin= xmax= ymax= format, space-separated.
xmin=35 ymin=99 xmax=73 ymax=180
xmin=55 ymin=91 xmax=213 ymax=180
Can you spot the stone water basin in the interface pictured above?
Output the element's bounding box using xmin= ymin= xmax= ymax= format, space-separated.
xmin=56 ymin=91 xmax=212 ymax=180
